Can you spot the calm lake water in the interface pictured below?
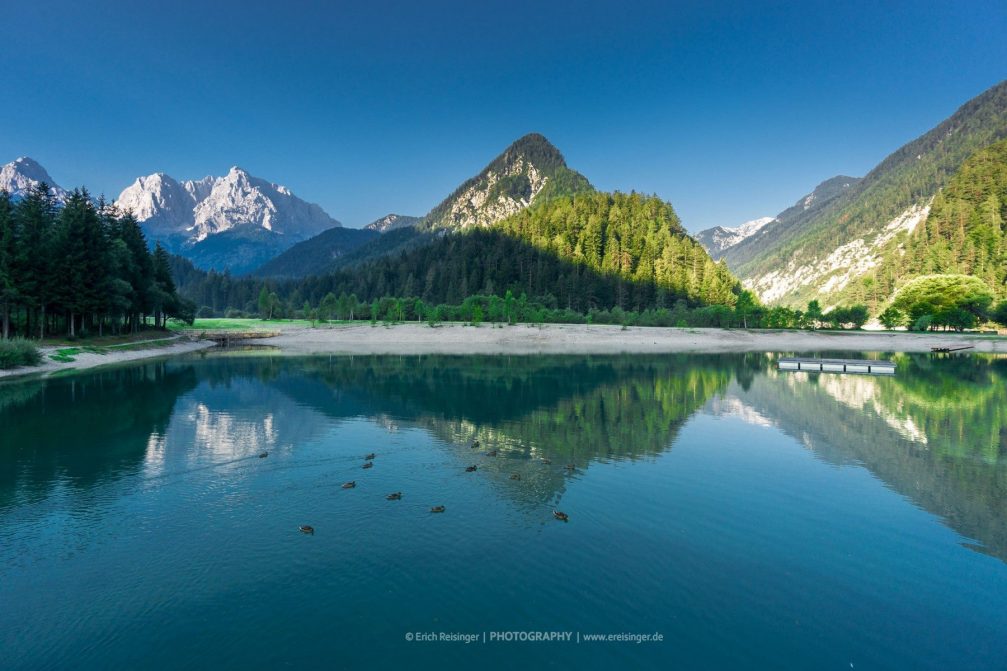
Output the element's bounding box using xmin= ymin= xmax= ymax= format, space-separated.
xmin=1 ymin=352 xmax=1006 ymax=670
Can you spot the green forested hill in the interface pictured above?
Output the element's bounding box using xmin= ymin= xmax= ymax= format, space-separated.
xmin=727 ymin=80 xmax=1007 ymax=306
xmin=837 ymin=138 xmax=1007 ymax=308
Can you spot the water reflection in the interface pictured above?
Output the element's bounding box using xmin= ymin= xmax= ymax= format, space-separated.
xmin=2 ymin=352 xmax=1005 ymax=562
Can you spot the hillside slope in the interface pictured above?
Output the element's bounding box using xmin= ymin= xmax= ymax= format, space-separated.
xmin=729 ymin=80 xmax=1007 ymax=305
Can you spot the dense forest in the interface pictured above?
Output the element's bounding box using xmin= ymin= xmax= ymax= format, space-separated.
xmin=0 ymin=184 xmax=191 ymax=339
xmin=177 ymin=192 xmax=740 ymax=315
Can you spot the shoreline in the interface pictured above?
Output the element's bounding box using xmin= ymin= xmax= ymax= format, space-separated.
xmin=1 ymin=323 xmax=1003 ymax=381
xmin=247 ymin=322 xmax=1007 ymax=355
xmin=0 ymin=338 xmax=216 ymax=381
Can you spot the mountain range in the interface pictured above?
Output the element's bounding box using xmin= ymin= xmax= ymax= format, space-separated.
xmin=114 ymin=167 xmax=341 ymax=274
xmin=6 ymin=79 xmax=1007 ymax=312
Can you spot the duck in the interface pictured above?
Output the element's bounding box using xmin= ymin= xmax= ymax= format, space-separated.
xmin=487 ymin=450 xmax=498 ymax=457
xmin=299 ymin=525 xmax=315 ymax=534
xmin=258 ymin=451 xmax=269 ymax=458
xmin=470 ymin=440 xmax=480 ymax=449
xmin=565 ymin=464 xmax=576 ymax=471
xmin=430 ymin=505 xmax=446 ymax=513
xmin=365 ymin=453 xmax=376 ymax=460
xmin=465 ymin=465 xmax=478 ymax=472
xmin=386 ymin=492 xmax=403 ymax=500
xmin=510 ymin=473 xmax=521 ymax=481
xmin=553 ymin=511 xmax=569 ymax=522
xmin=342 ymin=481 xmax=356 ymax=489
xmin=541 ymin=458 xmax=552 ymax=465
xmin=362 ymin=461 xmax=374 ymax=469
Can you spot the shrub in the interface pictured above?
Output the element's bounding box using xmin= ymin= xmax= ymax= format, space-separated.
xmin=0 ymin=338 xmax=42 ymax=370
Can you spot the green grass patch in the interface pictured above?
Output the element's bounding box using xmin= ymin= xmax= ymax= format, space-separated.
xmin=168 ymin=318 xmax=314 ymax=331
xmin=0 ymin=338 xmax=43 ymax=369
xmin=49 ymin=346 xmax=108 ymax=363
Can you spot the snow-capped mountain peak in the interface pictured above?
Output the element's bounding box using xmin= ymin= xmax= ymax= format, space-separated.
xmin=115 ymin=166 xmax=341 ymax=249
xmin=0 ymin=157 xmax=68 ymax=200
xmin=695 ymin=216 xmax=775 ymax=257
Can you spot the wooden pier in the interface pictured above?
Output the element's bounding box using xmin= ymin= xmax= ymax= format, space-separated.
xmin=778 ymin=357 xmax=896 ymax=375
xmin=930 ymin=345 xmax=974 ymax=353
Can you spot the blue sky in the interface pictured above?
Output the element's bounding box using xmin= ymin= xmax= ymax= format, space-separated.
xmin=1 ymin=0 xmax=1005 ymax=231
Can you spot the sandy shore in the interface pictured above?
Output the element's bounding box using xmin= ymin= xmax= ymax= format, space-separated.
xmin=0 ymin=338 xmax=216 ymax=380
xmin=246 ymin=323 xmax=1007 ymax=355
xmin=2 ymin=324 xmax=1001 ymax=380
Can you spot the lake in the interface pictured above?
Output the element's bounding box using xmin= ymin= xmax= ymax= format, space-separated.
xmin=1 ymin=352 xmax=1006 ymax=670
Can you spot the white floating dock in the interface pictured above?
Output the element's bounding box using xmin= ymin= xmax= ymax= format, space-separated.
xmin=778 ymin=357 xmax=896 ymax=375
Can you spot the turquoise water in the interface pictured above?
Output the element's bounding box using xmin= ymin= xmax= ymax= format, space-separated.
xmin=1 ymin=352 xmax=1006 ymax=670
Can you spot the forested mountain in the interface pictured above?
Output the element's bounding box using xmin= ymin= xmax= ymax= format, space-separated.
xmin=176 ymin=191 xmax=739 ymax=315
xmin=833 ymin=137 xmax=1007 ymax=310
xmin=725 ymin=80 xmax=1007 ymax=306
xmin=0 ymin=185 xmax=188 ymax=338
xmin=419 ymin=133 xmax=593 ymax=231
xmin=253 ymin=227 xmax=379 ymax=278
xmin=115 ymin=166 xmax=341 ymax=274
xmin=260 ymin=133 xmax=596 ymax=280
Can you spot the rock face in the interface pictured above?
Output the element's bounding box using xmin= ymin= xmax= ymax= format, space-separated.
xmin=364 ymin=214 xmax=421 ymax=233
xmin=420 ymin=132 xmax=593 ymax=231
xmin=0 ymin=157 xmax=68 ymax=201
xmin=115 ymin=166 xmax=341 ymax=273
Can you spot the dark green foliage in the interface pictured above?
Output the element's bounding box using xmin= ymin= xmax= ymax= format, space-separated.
xmin=0 ymin=337 xmax=41 ymax=369
xmin=254 ymin=227 xmax=379 ymax=278
xmin=993 ymin=301 xmax=1007 ymax=327
xmin=822 ymin=304 xmax=869 ymax=329
xmin=893 ymin=274 xmax=994 ymax=331
xmin=0 ymin=186 xmax=186 ymax=339
xmin=878 ymin=306 xmax=906 ymax=329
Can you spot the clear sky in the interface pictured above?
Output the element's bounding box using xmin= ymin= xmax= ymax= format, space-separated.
xmin=1 ymin=0 xmax=1005 ymax=231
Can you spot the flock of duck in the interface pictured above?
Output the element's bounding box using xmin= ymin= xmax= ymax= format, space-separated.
xmin=268 ymin=439 xmax=571 ymax=535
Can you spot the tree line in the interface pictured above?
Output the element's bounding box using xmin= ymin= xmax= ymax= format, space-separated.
xmin=0 ymin=184 xmax=192 ymax=339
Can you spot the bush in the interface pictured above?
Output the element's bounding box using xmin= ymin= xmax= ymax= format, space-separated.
xmin=0 ymin=338 xmax=42 ymax=370
xmin=913 ymin=315 xmax=933 ymax=332
xmin=878 ymin=306 xmax=905 ymax=330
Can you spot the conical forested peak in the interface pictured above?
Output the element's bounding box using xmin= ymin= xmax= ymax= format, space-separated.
xmin=493 ymin=133 xmax=568 ymax=172
xmin=421 ymin=133 xmax=592 ymax=231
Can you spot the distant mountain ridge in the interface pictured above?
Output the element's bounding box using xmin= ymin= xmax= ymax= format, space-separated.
xmin=253 ymin=227 xmax=380 ymax=278
xmin=697 ymin=175 xmax=861 ymax=262
xmin=115 ymin=166 xmax=341 ymax=274
xmin=365 ymin=213 xmax=421 ymax=232
xmin=695 ymin=217 xmax=775 ymax=259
